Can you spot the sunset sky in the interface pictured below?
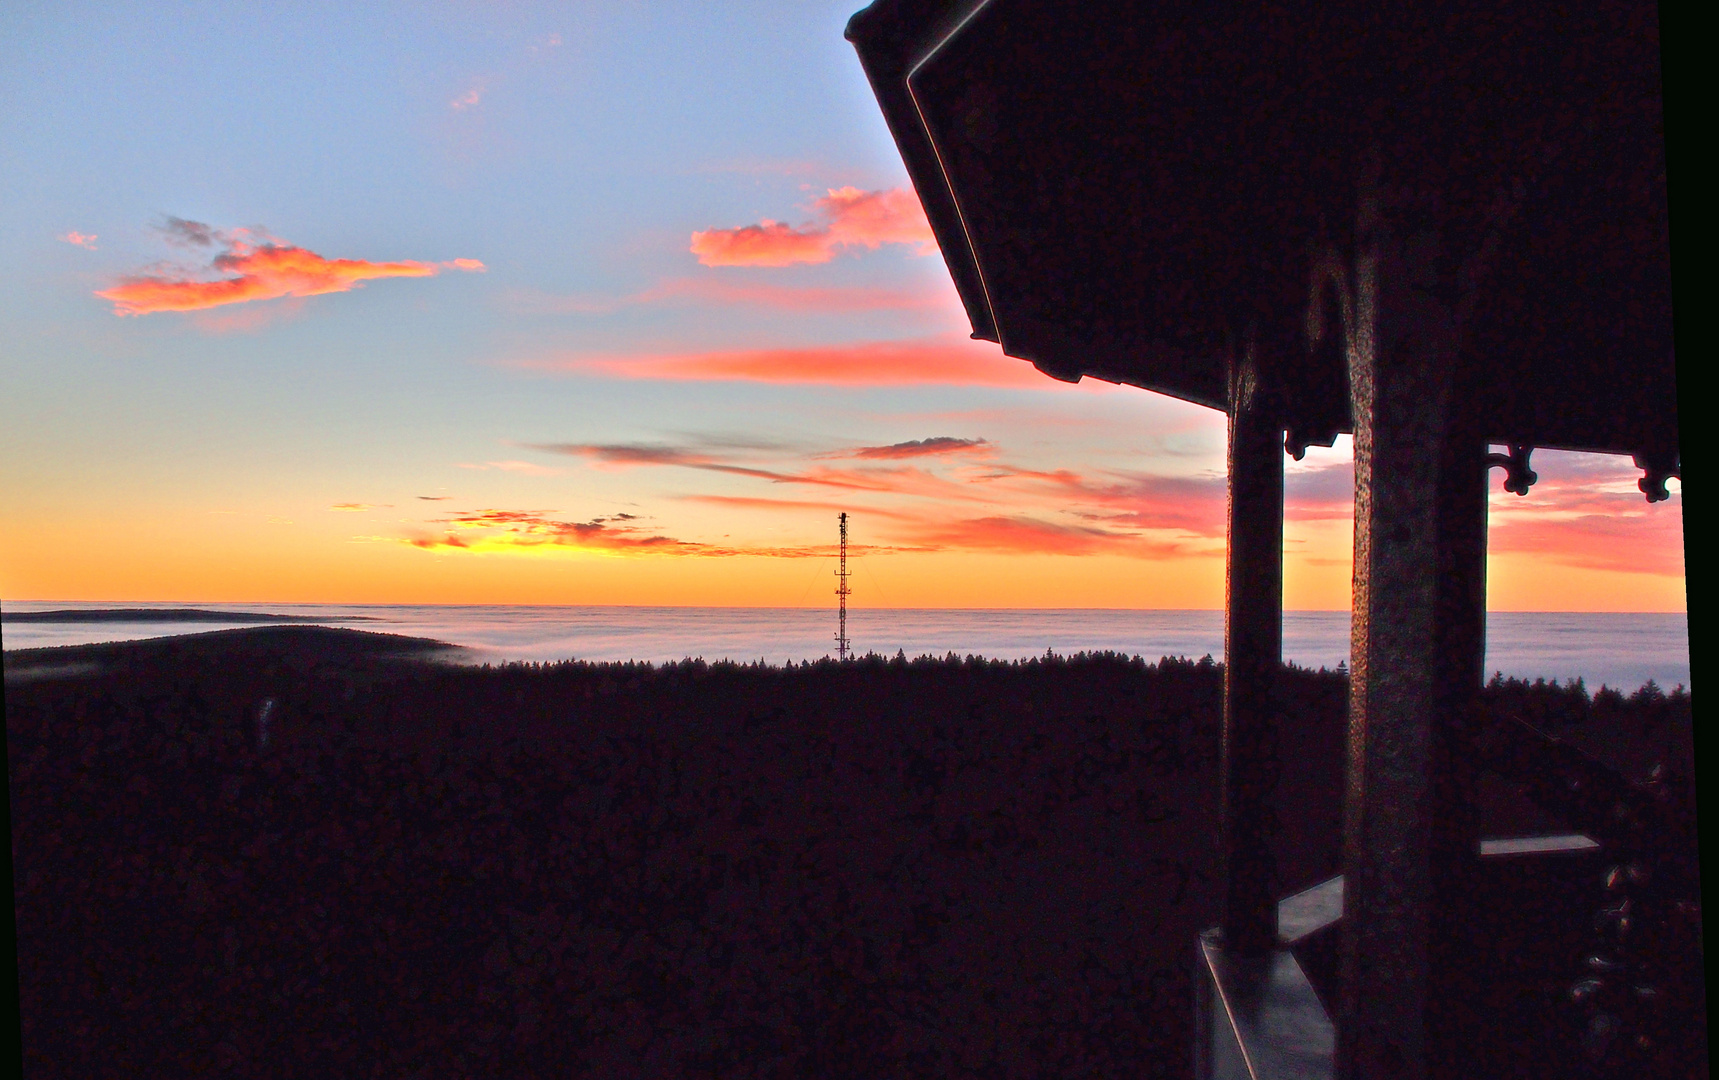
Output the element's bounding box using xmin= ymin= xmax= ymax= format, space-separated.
xmin=0 ymin=0 xmax=1685 ymax=611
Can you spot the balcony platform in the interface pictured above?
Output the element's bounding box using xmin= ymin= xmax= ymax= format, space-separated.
xmin=1197 ymin=834 xmax=1603 ymax=1080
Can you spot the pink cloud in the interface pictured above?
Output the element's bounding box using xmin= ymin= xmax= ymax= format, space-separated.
xmin=524 ymin=336 xmax=1045 ymax=388
xmin=96 ymin=221 xmax=484 ymax=315
xmin=537 ymin=441 xmax=994 ymax=502
xmin=689 ymin=186 xmax=936 ymax=266
xmin=189 ymin=296 xmax=307 ymax=334
xmin=60 ymin=231 xmax=98 ymax=250
xmin=680 ymin=496 xmax=1179 ymax=559
xmin=817 ymin=186 xmax=936 ymax=252
xmin=680 ymin=494 xmax=925 ymax=524
xmin=972 ymin=465 xmax=1229 ymax=537
xmin=450 ymin=79 xmax=487 ymax=111
xmin=1486 ymin=458 xmax=1683 ymax=576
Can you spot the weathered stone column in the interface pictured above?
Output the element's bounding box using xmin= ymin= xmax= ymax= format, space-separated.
xmin=1336 ymin=198 xmax=1490 ymax=1080
xmin=1221 ymin=343 xmax=1284 ymax=957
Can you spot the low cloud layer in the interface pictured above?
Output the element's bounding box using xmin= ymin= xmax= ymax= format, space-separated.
xmin=690 ymin=187 xmax=935 ymax=267
xmin=96 ymin=219 xmax=484 ymax=315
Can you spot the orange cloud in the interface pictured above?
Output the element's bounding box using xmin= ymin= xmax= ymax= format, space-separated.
xmin=329 ymin=502 xmax=390 ymax=512
xmin=525 ymin=336 xmax=1045 ymax=387
xmin=410 ymin=502 xmax=1168 ymax=560
xmin=400 ymin=508 xmax=831 ymax=558
xmin=689 ymin=221 xmax=829 ymax=267
xmin=60 ymin=231 xmax=98 ymax=250
xmin=689 ymin=186 xmax=935 ymax=266
xmin=96 ymin=222 xmax=484 ymax=315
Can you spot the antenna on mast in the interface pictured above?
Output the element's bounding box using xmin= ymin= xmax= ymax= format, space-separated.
xmin=835 ymin=512 xmax=851 ymax=659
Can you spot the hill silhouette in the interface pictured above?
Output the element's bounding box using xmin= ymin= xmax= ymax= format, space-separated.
xmin=2 ymin=606 xmax=380 ymax=623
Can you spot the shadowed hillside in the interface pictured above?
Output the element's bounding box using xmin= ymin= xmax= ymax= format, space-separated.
xmin=5 ymin=627 xmax=1693 ymax=1078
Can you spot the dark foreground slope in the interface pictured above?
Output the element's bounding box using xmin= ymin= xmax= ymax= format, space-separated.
xmin=4 ymin=628 xmax=1694 ymax=1079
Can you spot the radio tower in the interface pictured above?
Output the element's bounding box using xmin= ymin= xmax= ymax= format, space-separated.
xmin=835 ymin=512 xmax=852 ymax=659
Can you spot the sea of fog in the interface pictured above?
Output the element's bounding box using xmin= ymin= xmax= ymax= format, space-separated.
xmin=0 ymin=603 xmax=1689 ymax=692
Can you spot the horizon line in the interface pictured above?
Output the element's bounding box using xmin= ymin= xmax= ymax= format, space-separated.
xmin=0 ymin=600 xmax=1689 ymax=616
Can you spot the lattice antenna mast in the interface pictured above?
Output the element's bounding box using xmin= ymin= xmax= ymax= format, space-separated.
xmin=835 ymin=512 xmax=852 ymax=659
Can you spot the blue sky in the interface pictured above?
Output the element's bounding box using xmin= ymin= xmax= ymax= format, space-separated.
xmin=0 ymin=0 xmax=1685 ymax=610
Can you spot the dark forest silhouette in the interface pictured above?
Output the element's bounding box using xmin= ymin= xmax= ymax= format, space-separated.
xmin=6 ymin=627 xmax=1693 ymax=1077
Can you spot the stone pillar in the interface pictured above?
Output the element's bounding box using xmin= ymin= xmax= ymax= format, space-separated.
xmin=1221 ymin=343 xmax=1285 ymax=957
xmin=1337 ymin=202 xmax=1490 ymax=1080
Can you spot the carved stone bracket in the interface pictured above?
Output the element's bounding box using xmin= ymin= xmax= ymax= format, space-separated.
xmin=1632 ymin=451 xmax=1680 ymax=503
xmin=1485 ymin=444 xmax=1538 ymax=495
xmin=1286 ymin=425 xmax=1341 ymax=462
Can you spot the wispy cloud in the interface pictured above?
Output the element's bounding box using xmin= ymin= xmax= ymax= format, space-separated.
xmin=970 ymin=465 xmax=1229 ymax=537
xmin=541 ymin=443 xmax=716 ymax=468
xmin=95 ymin=219 xmax=484 ymax=315
xmin=521 ymin=436 xmax=1227 ymax=560
xmin=189 ymin=296 xmax=307 ymax=334
xmin=519 ymin=335 xmax=1046 ymax=388
xmin=504 ymin=276 xmax=949 ymax=315
xmin=60 ymin=231 xmax=98 ymax=250
xmin=689 ymin=186 xmax=935 ymax=267
xmin=680 ymin=494 xmax=925 ymax=523
xmin=898 ymin=515 xmax=1190 ymax=558
xmin=533 ymin=441 xmax=984 ymax=499
xmin=838 ymin=437 xmax=991 ymax=460
xmin=456 ymin=460 xmax=564 ymax=476
xmin=418 ymin=495 xmax=454 ymax=501
xmin=330 ymin=502 xmax=391 ymax=512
